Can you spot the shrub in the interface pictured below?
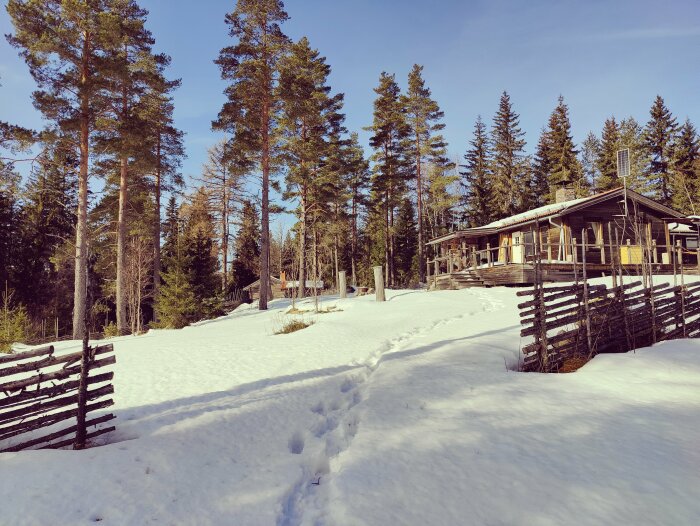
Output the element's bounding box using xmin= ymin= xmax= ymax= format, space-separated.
xmin=102 ymin=322 xmax=121 ymax=339
xmin=0 ymin=287 xmax=32 ymax=353
xmin=274 ymin=315 xmax=314 ymax=335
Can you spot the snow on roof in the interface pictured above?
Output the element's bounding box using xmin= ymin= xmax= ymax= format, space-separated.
xmin=480 ymin=195 xmax=591 ymax=229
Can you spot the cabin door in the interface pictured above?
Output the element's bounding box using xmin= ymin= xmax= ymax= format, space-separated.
xmin=511 ymin=231 xmax=524 ymax=263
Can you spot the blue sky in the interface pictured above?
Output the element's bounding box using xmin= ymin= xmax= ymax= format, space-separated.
xmin=1 ymin=0 xmax=699 ymax=202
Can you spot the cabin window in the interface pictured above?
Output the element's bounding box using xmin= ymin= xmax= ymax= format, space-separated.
xmin=687 ymin=238 xmax=699 ymax=250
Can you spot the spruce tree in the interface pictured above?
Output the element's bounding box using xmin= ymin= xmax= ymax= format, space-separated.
xmin=231 ymin=200 xmax=261 ymax=291
xmin=580 ymin=132 xmax=601 ymax=190
xmin=213 ymin=0 xmax=290 ymax=310
xmin=670 ymin=119 xmax=700 ymax=214
xmin=594 ymin=117 xmax=620 ymax=192
xmin=490 ymin=91 xmax=529 ymax=218
xmin=644 ymin=95 xmax=678 ymax=205
xmin=402 ymin=64 xmax=449 ymax=282
xmin=547 ymin=96 xmax=585 ymax=197
xmin=394 ymin=197 xmax=417 ymax=286
xmin=460 ymin=116 xmax=493 ymax=225
xmin=17 ymin=134 xmax=77 ymax=321
xmin=154 ymin=229 xmax=197 ymax=329
xmin=182 ymin=188 xmax=220 ymax=315
xmin=531 ymin=127 xmax=553 ymax=206
xmin=619 ymin=117 xmax=649 ymax=192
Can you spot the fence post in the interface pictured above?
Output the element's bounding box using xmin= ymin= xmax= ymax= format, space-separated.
xmin=608 ymin=222 xmax=617 ymax=288
xmin=581 ymin=229 xmax=593 ymax=358
xmin=426 ymin=258 xmax=431 ymax=287
xmin=338 ymin=271 xmax=347 ymax=299
xmin=373 ymin=266 xmax=386 ymax=302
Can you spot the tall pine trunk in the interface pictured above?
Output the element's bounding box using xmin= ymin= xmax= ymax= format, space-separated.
xmin=416 ymin=144 xmax=424 ymax=283
xmin=152 ymin=134 xmax=162 ymax=321
xmin=259 ymin=94 xmax=271 ymax=310
xmin=116 ymin=155 xmax=128 ymax=334
xmin=351 ymin=193 xmax=357 ymax=286
xmin=297 ymin=190 xmax=307 ymax=299
xmin=72 ymin=32 xmax=91 ymax=340
xmin=221 ymin=158 xmax=228 ymax=290
xmin=116 ymin=77 xmax=129 ymax=335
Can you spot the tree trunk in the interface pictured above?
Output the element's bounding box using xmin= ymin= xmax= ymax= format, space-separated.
xmin=259 ymin=96 xmax=270 ymax=310
xmin=152 ymin=133 xmax=162 ymax=321
xmin=116 ymin=154 xmax=128 ymax=335
xmin=221 ymin=153 xmax=228 ymax=291
xmin=416 ymin=145 xmax=424 ymax=283
xmin=72 ymin=32 xmax=91 ymax=340
xmin=351 ymin=193 xmax=357 ymax=286
xmin=297 ymin=189 xmax=307 ymax=299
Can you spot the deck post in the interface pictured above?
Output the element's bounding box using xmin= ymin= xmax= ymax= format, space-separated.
xmin=697 ymin=248 xmax=700 ymax=276
xmin=486 ymin=243 xmax=492 ymax=267
xmin=426 ymin=258 xmax=431 ymax=286
xmin=652 ymin=240 xmax=658 ymax=264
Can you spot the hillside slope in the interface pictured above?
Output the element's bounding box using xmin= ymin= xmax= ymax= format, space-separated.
xmin=1 ymin=285 xmax=699 ymax=526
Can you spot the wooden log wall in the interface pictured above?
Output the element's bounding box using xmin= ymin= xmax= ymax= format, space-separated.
xmin=519 ymin=279 xmax=700 ymax=372
xmin=0 ymin=344 xmax=116 ymax=452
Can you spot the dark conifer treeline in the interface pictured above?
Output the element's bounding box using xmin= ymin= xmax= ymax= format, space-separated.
xmin=1 ymin=0 xmax=699 ymax=343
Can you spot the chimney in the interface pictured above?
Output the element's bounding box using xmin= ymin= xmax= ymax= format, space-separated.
xmin=555 ymin=187 xmax=576 ymax=203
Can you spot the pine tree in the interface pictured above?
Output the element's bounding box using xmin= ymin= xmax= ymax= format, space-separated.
xmin=200 ymin=140 xmax=247 ymax=290
xmin=278 ymin=36 xmax=344 ymax=297
xmin=670 ymin=119 xmax=700 ymax=214
xmin=402 ymin=64 xmax=449 ymax=282
xmin=490 ymin=91 xmax=529 ymax=218
xmin=139 ymin=72 xmax=184 ymax=319
xmin=8 ymin=0 xmax=113 ymax=338
xmin=594 ymin=117 xmax=620 ymax=192
xmin=344 ymin=132 xmax=370 ymax=286
xmin=366 ymin=72 xmax=410 ymax=286
xmin=213 ymin=0 xmax=290 ymax=310
xmin=644 ymin=95 xmax=679 ymax=205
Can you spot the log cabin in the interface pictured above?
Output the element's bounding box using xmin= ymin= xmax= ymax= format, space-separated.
xmin=427 ymin=187 xmax=700 ymax=289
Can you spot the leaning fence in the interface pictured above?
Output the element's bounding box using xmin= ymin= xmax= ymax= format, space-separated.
xmin=0 ymin=343 xmax=116 ymax=452
xmin=518 ymin=222 xmax=700 ymax=371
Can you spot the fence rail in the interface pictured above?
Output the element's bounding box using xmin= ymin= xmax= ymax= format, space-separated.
xmin=0 ymin=343 xmax=116 ymax=452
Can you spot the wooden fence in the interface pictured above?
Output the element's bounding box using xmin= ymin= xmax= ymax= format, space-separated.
xmin=0 ymin=343 xmax=116 ymax=452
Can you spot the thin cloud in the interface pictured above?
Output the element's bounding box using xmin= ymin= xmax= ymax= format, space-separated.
xmin=583 ymin=26 xmax=700 ymax=42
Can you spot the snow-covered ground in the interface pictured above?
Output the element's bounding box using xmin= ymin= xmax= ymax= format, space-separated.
xmin=1 ymin=280 xmax=699 ymax=525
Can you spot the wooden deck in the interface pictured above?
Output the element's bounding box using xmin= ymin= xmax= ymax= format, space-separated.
xmin=430 ymin=263 xmax=696 ymax=289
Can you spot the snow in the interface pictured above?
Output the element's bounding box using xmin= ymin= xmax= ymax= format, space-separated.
xmin=1 ymin=280 xmax=699 ymax=525
xmin=480 ymin=195 xmax=590 ymax=229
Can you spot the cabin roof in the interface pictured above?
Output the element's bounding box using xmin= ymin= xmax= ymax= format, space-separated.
xmin=428 ymin=187 xmax=684 ymax=245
